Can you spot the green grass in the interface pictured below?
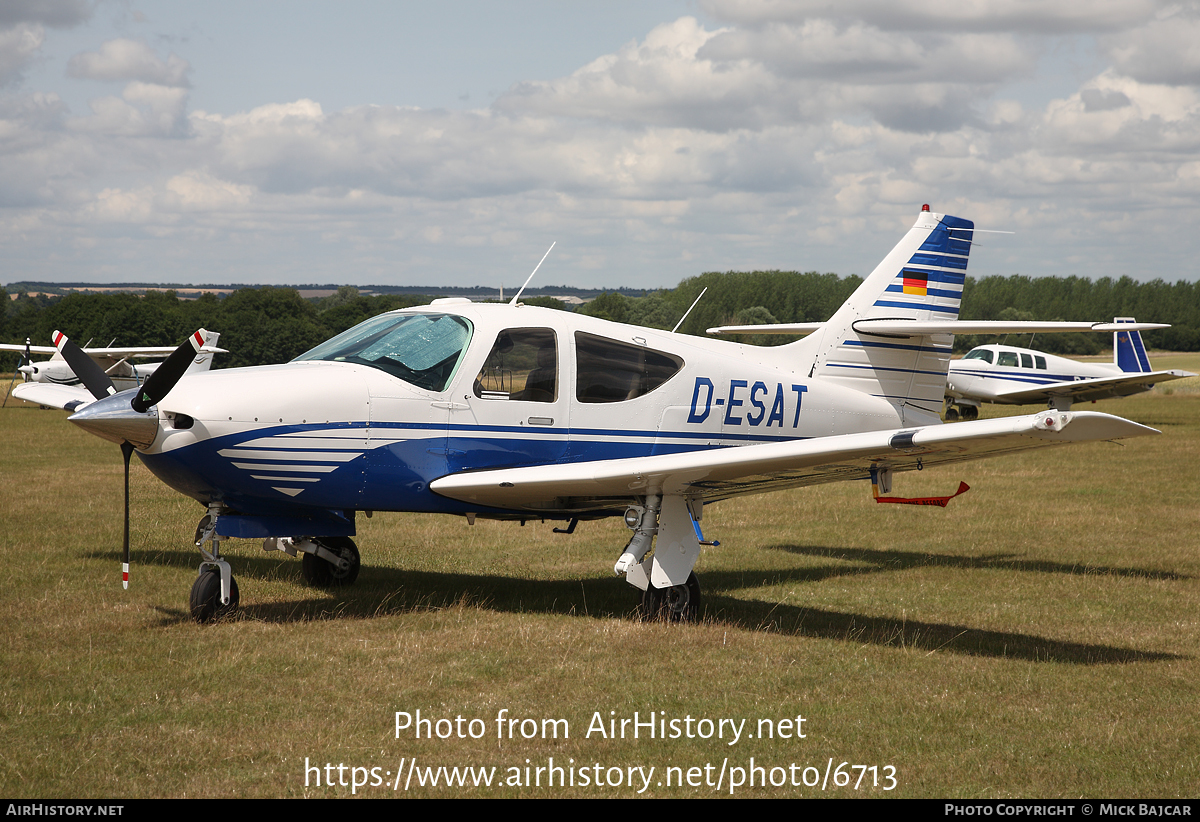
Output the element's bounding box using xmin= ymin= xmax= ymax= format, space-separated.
xmin=1 ymin=381 xmax=1197 ymax=797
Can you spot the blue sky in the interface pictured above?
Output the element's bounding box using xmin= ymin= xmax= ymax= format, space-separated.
xmin=2 ymin=1 xmax=1199 ymax=289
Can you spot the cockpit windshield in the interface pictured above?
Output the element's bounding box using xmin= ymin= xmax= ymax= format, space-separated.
xmin=294 ymin=312 xmax=473 ymax=392
xmin=963 ymin=348 xmax=994 ymax=363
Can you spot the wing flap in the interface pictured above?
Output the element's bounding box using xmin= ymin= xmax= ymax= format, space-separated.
xmin=430 ymin=411 xmax=1157 ymax=513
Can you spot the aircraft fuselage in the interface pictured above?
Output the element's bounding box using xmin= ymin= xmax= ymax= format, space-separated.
xmin=137 ymin=301 xmax=902 ymax=534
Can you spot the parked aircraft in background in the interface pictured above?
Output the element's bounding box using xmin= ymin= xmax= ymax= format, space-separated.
xmin=942 ymin=321 xmax=1194 ymax=417
xmin=54 ymin=207 xmax=1158 ymax=623
xmin=4 ymin=333 xmax=224 ymax=411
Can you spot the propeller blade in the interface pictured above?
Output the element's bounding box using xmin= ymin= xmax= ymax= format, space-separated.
xmin=121 ymin=441 xmax=133 ymax=589
xmin=52 ymin=330 xmax=116 ymax=401
xmin=131 ymin=329 xmax=209 ymax=413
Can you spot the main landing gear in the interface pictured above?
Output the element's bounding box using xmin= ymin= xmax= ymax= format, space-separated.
xmin=189 ymin=507 xmax=362 ymax=623
xmin=944 ymin=399 xmax=979 ymax=421
xmin=299 ymin=537 xmax=361 ymax=587
xmin=614 ymin=494 xmax=714 ymax=623
xmin=641 ymin=572 xmax=702 ymax=623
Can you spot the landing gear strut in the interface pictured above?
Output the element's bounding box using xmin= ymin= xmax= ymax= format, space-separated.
xmin=616 ymin=495 xmax=711 ymax=623
xmin=191 ymin=509 xmax=238 ymax=623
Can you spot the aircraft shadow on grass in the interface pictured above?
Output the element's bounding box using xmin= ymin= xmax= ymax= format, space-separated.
xmin=91 ymin=547 xmax=1184 ymax=666
xmin=764 ymin=543 xmax=1187 ymax=583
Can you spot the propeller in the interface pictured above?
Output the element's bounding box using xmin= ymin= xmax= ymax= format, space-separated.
xmin=132 ymin=329 xmax=208 ymax=413
xmin=52 ymin=330 xmax=117 ymax=400
xmin=56 ymin=328 xmax=212 ymax=589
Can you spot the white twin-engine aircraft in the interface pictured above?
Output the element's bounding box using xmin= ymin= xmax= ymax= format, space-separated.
xmin=59 ymin=206 xmax=1159 ymax=622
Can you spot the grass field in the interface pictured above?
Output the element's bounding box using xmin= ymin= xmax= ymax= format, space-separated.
xmin=1 ymin=359 xmax=1197 ymax=798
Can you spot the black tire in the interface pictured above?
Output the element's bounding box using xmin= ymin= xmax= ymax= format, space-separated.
xmin=946 ymin=407 xmax=960 ymax=421
xmin=963 ymin=405 xmax=978 ymax=420
xmin=189 ymin=568 xmax=239 ymax=623
xmin=301 ymin=537 xmax=360 ymax=587
xmin=641 ymin=572 xmax=701 ymax=623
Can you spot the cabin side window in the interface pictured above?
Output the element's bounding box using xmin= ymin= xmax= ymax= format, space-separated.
xmin=1020 ymin=353 xmax=1033 ymax=369
xmin=996 ymin=351 xmax=1019 ymax=367
xmin=575 ymin=332 xmax=684 ymax=403
xmin=1035 ymin=355 xmax=1047 ymax=369
xmin=474 ymin=328 xmax=557 ymax=403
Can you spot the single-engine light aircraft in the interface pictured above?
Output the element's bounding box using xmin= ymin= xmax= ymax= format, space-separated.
xmin=59 ymin=207 xmax=1159 ymax=622
xmin=942 ymin=321 xmax=1194 ymax=418
xmin=4 ymin=332 xmax=224 ymax=411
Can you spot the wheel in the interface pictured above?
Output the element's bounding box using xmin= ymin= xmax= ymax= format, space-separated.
xmin=189 ymin=568 xmax=239 ymax=623
xmin=640 ymin=572 xmax=701 ymax=623
xmin=962 ymin=405 xmax=978 ymax=420
xmin=945 ymin=407 xmax=960 ymax=421
xmin=301 ymin=537 xmax=360 ymax=587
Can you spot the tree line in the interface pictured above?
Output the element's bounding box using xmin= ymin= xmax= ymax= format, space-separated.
xmin=2 ymin=273 xmax=1197 ymax=371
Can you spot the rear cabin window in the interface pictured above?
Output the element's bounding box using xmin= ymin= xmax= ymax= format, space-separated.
xmin=575 ymin=332 xmax=683 ymax=403
xmin=1020 ymin=353 xmax=1034 ymax=368
xmin=474 ymin=328 xmax=557 ymax=403
xmin=1035 ymin=355 xmax=1047 ymax=369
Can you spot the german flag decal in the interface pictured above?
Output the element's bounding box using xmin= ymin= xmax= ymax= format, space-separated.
xmin=901 ymin=270 xmax=928 ymax=296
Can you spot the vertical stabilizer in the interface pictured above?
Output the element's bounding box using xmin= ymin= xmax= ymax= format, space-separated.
xmin=1113 ymin=318 xmax=1152 ymax=373
xmin=808 ymin=207 xmax=974 ymax=426
xmin=185 ymin=331 xmax=222 ymax=375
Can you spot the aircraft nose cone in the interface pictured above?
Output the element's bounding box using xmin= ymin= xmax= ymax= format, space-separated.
xmin=68 ymin=390 xmax=160 ymax=448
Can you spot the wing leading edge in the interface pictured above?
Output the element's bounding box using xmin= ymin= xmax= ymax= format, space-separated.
xmin=430 ymin=411 xmax=1157 ymax=514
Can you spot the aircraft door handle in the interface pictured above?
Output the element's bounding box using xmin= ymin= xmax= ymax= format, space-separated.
xmin=431 ymin=401 xmax=470 ymax=410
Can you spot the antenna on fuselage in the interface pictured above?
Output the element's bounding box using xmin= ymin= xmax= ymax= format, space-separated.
xmin=509 ymin=242 xmax=555 ymax=306
xmin=671 ymin=286 xmax=708 ymax=333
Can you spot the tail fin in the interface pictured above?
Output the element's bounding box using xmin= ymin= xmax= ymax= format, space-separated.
xmin=1113 ymin=318 xmax=1152 ymax=373
xmin=184 ymin=331 xmax=222 ymax=374
xmin=807 ymin=206 xmax=973 ymax=425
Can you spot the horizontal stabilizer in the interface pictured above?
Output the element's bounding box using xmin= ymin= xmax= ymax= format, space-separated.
xmin=707 ymin=320 xmax=1170 ymax=338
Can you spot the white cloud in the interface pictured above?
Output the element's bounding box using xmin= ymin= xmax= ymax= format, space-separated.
xmin=1102 ymin=5 xmax=1200 ymax=86
xmin=0 ymin=23 xmax=45 ymax=86
xmin=67 ymin=38 xmax=191 ymax=88
xmin=3 ymin=4 xmax=1200 ymax=287
xmin=698 ymin=0 xmax=1164 ymax=34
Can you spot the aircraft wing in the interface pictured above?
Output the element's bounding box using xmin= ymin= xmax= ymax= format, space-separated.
xmin=981 ymin=371 xmax=1195 ymax=405
xmin=0 ymin=344 xmax=58 ymax=355
xmin=0 ymin=343 xmax=227 ymax=358
xmin=706 ymin=320 xmax=1170 ymax=337
xmin=430 ymin=410 xmax=1157 ymax=514
xmin=10 ymin=382 xmax=96 ymax=411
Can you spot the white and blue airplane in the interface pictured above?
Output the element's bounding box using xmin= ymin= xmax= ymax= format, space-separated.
xmin=943 ymin=322 xmax=1194 ymax=418
xmin=56 ymin=206 xmax=1159 ymax=622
